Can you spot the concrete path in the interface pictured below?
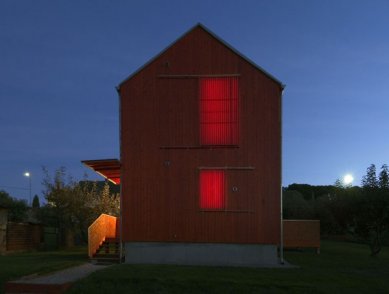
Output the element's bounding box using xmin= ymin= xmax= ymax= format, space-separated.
xmin=5 ymin=263 xmax=110 ymax=293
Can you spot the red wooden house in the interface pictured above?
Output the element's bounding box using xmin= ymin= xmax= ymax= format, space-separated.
xmin=84 ymin=24 xmax=284 ymax=266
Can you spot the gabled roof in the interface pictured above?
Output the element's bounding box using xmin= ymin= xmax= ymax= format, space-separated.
xmin=117 ymin=23 xmax=285 ymax=90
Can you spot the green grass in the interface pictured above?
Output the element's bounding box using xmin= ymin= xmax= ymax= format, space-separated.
xmin=68 ymin=241 xmax=389 ymax=294
xmin=0 ymin=247 xmax=88 ymax=294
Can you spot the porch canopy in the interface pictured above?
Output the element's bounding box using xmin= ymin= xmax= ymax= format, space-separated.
xmin=82 ymin=159 xmax=121 ymax=185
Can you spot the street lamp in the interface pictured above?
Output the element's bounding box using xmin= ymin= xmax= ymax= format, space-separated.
xmin=24 ymin=172 xmax=32 ymax=206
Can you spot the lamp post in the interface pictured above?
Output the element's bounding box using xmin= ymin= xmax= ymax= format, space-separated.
xmin=24 ymin=172 xmax=32 ymax=206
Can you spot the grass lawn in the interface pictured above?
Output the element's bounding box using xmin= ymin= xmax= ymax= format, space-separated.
xmin=68 ymin=241 xmax=389 ymax=294
xmin=0 ymin=247 xmax=88 ymax=294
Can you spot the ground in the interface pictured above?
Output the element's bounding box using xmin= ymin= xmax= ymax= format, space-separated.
xmin=68 ymin=241 xmax=389 ymax=293
xmin=0 ymin=247 xmax=87 ymax=294
xmin=1 ymin=241 xmax=388 ymax=294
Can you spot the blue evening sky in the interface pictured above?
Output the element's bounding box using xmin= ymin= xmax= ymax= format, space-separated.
xmin=1 ymin=1 xmax=389 ymax=203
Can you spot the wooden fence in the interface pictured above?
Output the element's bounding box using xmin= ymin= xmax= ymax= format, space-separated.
xmin=283 ymin=220 xmax=320 ymax=253
xmin=6 ymin=222 xmax=43 ymax=251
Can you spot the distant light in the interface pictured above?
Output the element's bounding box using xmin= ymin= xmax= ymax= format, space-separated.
xmin=24 ymin=172 xmax=30 ymax=177
xmin=343 ymin=174 xmax=354 ymax=185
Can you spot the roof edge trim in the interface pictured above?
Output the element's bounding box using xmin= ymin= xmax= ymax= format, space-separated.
xmin=117 ymin=23 xmax=285 ymax=89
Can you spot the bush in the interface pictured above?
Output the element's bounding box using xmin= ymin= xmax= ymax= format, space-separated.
xmin=283 ymin=190 xmax=314 ymax=219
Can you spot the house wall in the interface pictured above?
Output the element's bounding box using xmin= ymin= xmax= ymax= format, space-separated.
xmin=119 ymin=26 xmax=282 ymax=245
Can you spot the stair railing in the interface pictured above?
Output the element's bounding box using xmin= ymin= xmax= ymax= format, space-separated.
xmin=88 ymin=214 xmax=118 ymax=258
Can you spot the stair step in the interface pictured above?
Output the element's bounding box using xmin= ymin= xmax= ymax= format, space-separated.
xmin=96 ymin=249 xmax=119 ymax=253
xmin=100 ymin=243 xmax=119 ymax=248
xmin=101 ymin=246 xmax=118 ymax=249
xmin=93 ymin=253 xmax=119 ymax=258
xmin=90 ymin=237 xmax=121 ymax=264
xmin=96 ymin=246 xmax=119 ymax=251
xmin=95 ymin=238 xmax=120 ymax=255
xmin=105 ymin=238 xmax=119 ymax=243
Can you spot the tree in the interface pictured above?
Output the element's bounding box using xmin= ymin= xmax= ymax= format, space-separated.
xmin=362 ymin=164 xmax=378 ymax=190
xmin=41 ymin=167 xmax=120 ymax=247
xmin=285 ymin=182 xmax=361 ymax=235
xmin=334 ymin=178 xmax=342 ymax=188
xmin=321 ymin=183 xmax=360 ymax=235
xmin=42 ymin=167 xmax=93 ymax=246
xmin=0 ymin=190 xmax=28 ymax=222
xmin=283 ymin=190 xmax=314 ymax=219
xmin=285 ymin=183 xmax=336 ymax=201
xmin=93 ymin=181 xmax=120 ymax=217
xmin=379 ymin=164 xmax=389 ymax=190
xmin=32 ymin=195 xmax=40 ymax=208
xmin=352 ymin=164 xmax=389 ymax=256
xmin=313 ymin=195 xmax=339 ymax=235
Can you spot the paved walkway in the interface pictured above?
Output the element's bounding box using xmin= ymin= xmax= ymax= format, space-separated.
xmin=5 ymin=263 xmax=110 ymax=293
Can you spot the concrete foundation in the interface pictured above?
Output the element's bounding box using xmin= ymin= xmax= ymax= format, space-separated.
xmin=125 ymin=242 xmax=280 ymax=267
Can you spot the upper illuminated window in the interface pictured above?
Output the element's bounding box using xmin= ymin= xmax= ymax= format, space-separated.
xmin=199 ymin=77 xmax=239 ymax=146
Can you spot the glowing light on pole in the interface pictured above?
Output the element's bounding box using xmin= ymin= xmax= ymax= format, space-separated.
xmin=24 ymin=172 xmax=32 ymax=206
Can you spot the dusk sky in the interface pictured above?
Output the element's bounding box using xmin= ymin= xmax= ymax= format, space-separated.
xmin=1 ymin=1 xmax=389 ymax=203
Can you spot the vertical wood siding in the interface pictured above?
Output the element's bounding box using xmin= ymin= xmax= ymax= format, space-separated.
xmin=120 ymin=26 xmax=281 ymax=244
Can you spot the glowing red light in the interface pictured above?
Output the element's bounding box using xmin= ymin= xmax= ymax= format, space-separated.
xmin=111 ymin=177 xmax=121 ymax=185
xmin=199 ymin=170 xmax=225 ymax=209
xmin=199 ymin=77 xmax=239 ymax=145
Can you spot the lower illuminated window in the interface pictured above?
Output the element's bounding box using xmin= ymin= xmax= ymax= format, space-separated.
xmin=199 ymin=170 xmax=225 ymax=210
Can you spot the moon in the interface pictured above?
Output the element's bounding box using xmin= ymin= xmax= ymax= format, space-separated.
xmin=343 ymin=174 xmax=354 ymax=185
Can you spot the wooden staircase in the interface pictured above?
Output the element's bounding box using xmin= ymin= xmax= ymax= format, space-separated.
xmin=91 ymin=237 xmax=120 ymax=264
xmin=88 ymin=214 xmax=121 ymax=264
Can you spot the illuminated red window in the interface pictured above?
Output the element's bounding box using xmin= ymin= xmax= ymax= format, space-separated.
xmin=199 ymin=77 xmax=239 ymax=145
xmin=199 ymin=170 xmax=225 ymax=210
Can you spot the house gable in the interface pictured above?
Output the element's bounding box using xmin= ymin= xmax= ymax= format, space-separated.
xmin=118 ymin=23 xmax=284 ymax=91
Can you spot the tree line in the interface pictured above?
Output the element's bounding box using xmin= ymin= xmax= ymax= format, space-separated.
xmin=284 ymin=164 xmax=389 ymax=256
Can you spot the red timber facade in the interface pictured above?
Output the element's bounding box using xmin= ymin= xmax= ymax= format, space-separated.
xmin=116 ymin=24 xmax=284 ymax=266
